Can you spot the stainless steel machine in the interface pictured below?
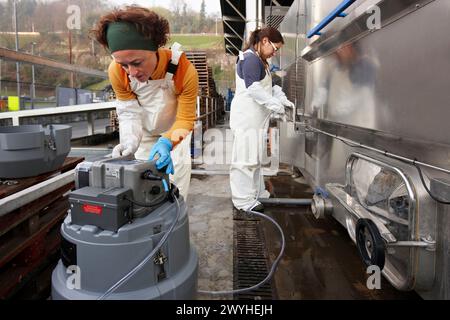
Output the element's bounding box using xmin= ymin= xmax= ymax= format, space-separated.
xmin=51 ymin=157 xmax=198 ymax=300
xmin=276 ymin=0 xmax=450 ymax=299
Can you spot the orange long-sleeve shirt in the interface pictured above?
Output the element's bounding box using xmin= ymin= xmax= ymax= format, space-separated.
xmin=108 ymin=48 xmax=198 ymax=146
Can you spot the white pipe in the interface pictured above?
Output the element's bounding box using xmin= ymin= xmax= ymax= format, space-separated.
xmin=191 ymin=169 xmax=229 ymax=176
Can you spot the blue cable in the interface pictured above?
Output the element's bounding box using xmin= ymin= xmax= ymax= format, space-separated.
xmin=162 ymin=179 xmax=169 ymax=193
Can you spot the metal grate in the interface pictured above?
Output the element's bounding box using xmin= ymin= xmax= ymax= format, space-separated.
xmin=233 ymin=217 xmax=275 ymax=300
xmin=266 ymin=15 xmax=285 ymax=29
xmin=265 ymin=6 xmax=290 ymax=29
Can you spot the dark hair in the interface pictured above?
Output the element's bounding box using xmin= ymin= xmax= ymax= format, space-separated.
xmin=90 ymin=6 xmax=170 ymax=49
xmin=243 ymin=27 xmax=284 ymax=51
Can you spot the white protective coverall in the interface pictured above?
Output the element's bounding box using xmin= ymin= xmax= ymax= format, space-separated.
xmin=229 ymin=49 xmax=286 ymax=210
xmin=112 ymin=43 xmax=192 ymax=200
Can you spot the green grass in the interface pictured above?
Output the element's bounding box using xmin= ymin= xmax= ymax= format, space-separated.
xmin=0 ymin=34 xmax=41 ymax=50
xmin=85 ymin=79 xmax=110 ymax=91
xmin=168 ymin=35 xmax=223 ymax=50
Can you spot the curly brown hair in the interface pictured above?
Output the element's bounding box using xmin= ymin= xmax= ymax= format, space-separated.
xmin=90 ymin=6 xmax=170 ymax=49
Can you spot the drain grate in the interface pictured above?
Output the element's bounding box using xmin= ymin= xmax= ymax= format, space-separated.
xmin=233 ymin=217 xmax=276 ymax=300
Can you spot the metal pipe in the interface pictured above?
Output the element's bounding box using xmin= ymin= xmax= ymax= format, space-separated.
xmin=307 ymin=0 xmax=357 ymax=38
xmin=308 ymin=125 xmax=450 ymax=175
xmin=31 ymin=42 xmax=36 ymax=109
xmin=0 ymin=58 xmax=2 ymax=95
xmin=0 ymin=47 xmax=107 ymax=78
xmin=257 ymin=0 xmax=263 ymax=29
xmin=246 ymin=0 xmax=261 ymax=40
xmin=13 ymin=0 xmax=20 ymax=98
xmin=196 ymin=96 xmax=200 ymax=118
xmin=0 ymin=101 xmax=115 ymax=125
xmin=388 ymin=241 xmax=431 ymax=248
xmin=191 ymin=169 xmax=229 ymax=176
xmin=259 ymin=198 xmax=312 ymax=205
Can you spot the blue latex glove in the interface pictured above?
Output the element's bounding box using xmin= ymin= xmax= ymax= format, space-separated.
xmin=148 ymin=137 xmax=174 ymax=175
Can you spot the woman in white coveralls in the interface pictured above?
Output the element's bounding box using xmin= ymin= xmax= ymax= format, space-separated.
xmin=230 ymin=27 xmax=294 ymax=213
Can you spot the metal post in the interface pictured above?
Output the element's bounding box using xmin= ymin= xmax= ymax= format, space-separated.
xmin=246 ymin=0 xmax=263 ymax=39
xmin=69 ymin=30 xmax=74 ymax=88
xmin=31 ymin=42 xmax=36 ymax=109
xmin=87 ymin=112 xmax=95 ymax=136
xmin=196 ymin=96 xmax=201 ymax=118
xmin=205 ymin=97 xmax=209 ymax=130
xmin=213 ymin=98 xmax=217 ymax=127
xmin=211 ymin=98 xmax=214 ymax=127
xmin=91 ymin=23 xmax=96 ymax=56
xmin=13 ymin=0 xmax=20 ymax=98
xmin=256 ymin=0 xmax=261 ymax=28
xmin=212 ymin=98 xmax=215 ymax=127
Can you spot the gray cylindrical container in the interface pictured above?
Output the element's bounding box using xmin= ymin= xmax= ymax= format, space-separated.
xmin=51 ymin=197 xmax=198 ymax=300
xmin=0 ymin=124 xmax=72 ymax=178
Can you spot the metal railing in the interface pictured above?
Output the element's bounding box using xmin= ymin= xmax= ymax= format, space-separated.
xmin=196 ymin=95 xmax=225 ymax=131
xmin=0 ymin=101 xmax=115 ymax=135
xmin=307 ymin=0 xmax=357 ymax=38
xmin=1 ymin=94 xmax=225 ymax=138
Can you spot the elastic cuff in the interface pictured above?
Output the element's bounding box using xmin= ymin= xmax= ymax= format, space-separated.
xmin=158 ymin=136 xmax=173 ymax=150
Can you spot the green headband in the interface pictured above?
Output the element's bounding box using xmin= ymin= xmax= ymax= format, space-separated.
xmin=106 ymin=22 xmax=157 ymax=53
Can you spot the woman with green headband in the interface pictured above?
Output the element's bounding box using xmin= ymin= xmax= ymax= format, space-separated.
xmin=92 ymin=6 xmax=198 ymax=200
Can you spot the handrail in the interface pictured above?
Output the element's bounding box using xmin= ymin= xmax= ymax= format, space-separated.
xmin=307 ymin=0 xmax=357 ymax=38
xmin=0 ymin=102 xmax=116 ymax=136
xmin=0 ymin=102 xmax=116 ymax=125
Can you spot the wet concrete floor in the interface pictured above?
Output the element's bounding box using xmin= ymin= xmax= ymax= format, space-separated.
xmin=188 ymin=173 xmax=234 ymax=300
xmin=261 ymin=174 xmax=422 ymax=300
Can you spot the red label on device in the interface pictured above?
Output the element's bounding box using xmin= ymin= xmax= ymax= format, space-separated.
xmin=82 ymin=204 xmax=103 ymax=215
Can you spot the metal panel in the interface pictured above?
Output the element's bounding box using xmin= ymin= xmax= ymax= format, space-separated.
xmin=265 ymin=5 xmax=290 ymax=29
xmin=303 ymin=0 xmax=450 ymax=146
xmin=56 ymin=87 xmax=77 ymax=107
xmin=278 ymin=0 xmax=308 ymax=165
xmin=278 ymin=0 xmax=450 ymax=298
xmin=77 ymin=89 xmax=93 ymax=105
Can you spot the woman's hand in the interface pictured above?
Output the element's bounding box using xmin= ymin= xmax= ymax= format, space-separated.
xmin=148 ymin=137 xmax=174 ymax=175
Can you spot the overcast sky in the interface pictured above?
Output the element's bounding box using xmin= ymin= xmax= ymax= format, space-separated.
xmin=110 ymin=0 xmax=222 ymax=15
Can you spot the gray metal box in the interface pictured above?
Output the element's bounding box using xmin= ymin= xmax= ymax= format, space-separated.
xmin=74 ymin=158 xmax=168 ymax=212
xmin=70 ymin=186 xmax=132 ymax=232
